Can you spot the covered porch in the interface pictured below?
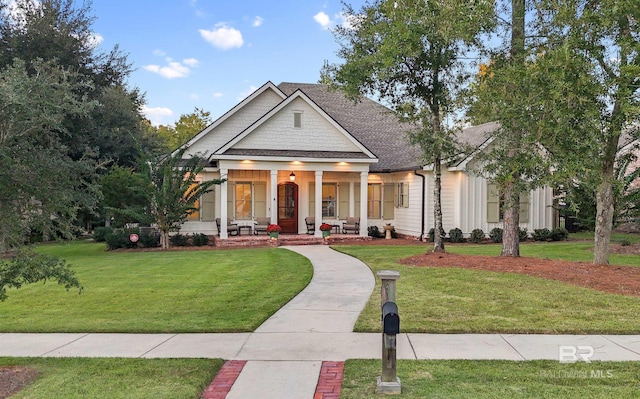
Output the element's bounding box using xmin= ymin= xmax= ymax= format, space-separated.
xmin=216 ymin=159 xmax=374 ymax=240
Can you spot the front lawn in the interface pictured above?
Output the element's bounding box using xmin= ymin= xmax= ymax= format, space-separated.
xmin=342 ymin=360 xmax=640 ymax=398
xmin=0 ymin=357 xmax=222 ymax=399
xmin=334 ymin=243 xmax=640 ymax=334
xmin=1 ymin=241 xmax=313 ymax=333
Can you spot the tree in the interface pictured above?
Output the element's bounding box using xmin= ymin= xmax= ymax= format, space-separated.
xmin=99 ymin=166 xmax=152 ymax=227
xmin=534 ymin=0 xmax=640 ymax=264
xmin=147 ymin=149 xmax=224 ymax=249
xmin=156 ymin=108 xmax=212 ymax=151
xmin=325 ymin=0 xmax=494 ymax=252
xmin=0 ymin=247 xmax=82 ymax=301
xmin=0 ymin=0 xmax=154 ymax=168
xmin=0 ymin=58 xmax=89 ymax=299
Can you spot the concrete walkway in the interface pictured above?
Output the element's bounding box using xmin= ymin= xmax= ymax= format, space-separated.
xmin=2 ymin=245 xmax=640 ymax=398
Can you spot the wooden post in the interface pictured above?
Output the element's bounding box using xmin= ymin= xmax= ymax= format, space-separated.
xmin=377 ymin=270 xmax=401 ymax=394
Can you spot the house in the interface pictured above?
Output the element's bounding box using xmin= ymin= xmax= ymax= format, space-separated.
xmin=177 ymin=81 xmax=556 ymax=239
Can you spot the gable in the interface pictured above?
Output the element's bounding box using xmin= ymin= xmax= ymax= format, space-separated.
xmin=232 ymin=97 xmax=363 ymax=153
xmin=182 ymin=83 xmax=285 ymax=157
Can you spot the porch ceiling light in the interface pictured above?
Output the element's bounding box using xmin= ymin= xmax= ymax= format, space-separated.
xmin=289 ymin=171 xmax=296 ymax=181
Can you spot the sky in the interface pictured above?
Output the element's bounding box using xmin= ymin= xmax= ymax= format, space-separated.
xmin=89 ymin=0 xmax=368 ymax=126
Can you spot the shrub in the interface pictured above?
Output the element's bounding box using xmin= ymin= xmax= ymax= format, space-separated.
xmin=519 ymin=227 xmax=528 ymax=242
xmin=139 ymin=230 xmax=160 ymax=248
xmin=533 ymin=228 xmax=551 ymax=241
xmin=106 ymin=228 xmax=139 ymax=250
xmin=621 ymin=239 xmax=632 ymax=247
xmin=550 ymin=227 xmax=569 ymax=241
xmin=170 ymin=233 xmax=190 ymax=247
xmin=93 ymin=226 xmax=112 ymax=242
xmin=448 ymin=228 xmax=464 ymax=243
xmin=368 ymin=226 xmax=384 ymax=238
xmin=489 ymin=227 xmax=503 ymax=243
xmin=192 ymin=233 xmax=209 ymax=246
xmin=469 ymin=229 xmax=485 ymax=243
xmin=428 ymin=228 xmax=435 ymax=242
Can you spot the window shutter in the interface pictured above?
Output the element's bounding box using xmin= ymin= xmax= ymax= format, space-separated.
xmin=487 ymin=183 xmax=500 ymax=223
xmin=354 ymin=183 xmax=360 ymax=217
xmin=201 ymin=188 xmax=215 ymax=221
xmin=383 ymin=183 xmax=395 ymax=220
xmin=227 ymin=182 xmax=234 ymax=220
xmin=254 ymin=182 xmax=267 ymax=218
xmin=403 ymin=182 xmax=409 ymax=208
xmin=338 ymin=183 xmax=349 ymax=219
xmin=309 ymin=182 xmax=315 ymax=217
xmin=394 ymin=183 xmax=399 ymax=207
xmin=519 ymin=192 xmax=530 ymax=223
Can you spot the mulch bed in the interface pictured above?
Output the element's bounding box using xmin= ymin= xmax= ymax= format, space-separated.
xmin=0 ymin=366 xmax=39 ymax=399
xmin=399 ymin=245 xmax=640 ymax=297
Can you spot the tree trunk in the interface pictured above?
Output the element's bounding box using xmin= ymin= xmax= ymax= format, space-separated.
xmin=594 ymin=156 xmax=616 ymax=265
xmin=160 ymin=231 xmax=170 ymax=250
xmin=433 ymin=155 xmax=445 ymax=253
xmin=501 ymin=181 xmax=520 ymax=257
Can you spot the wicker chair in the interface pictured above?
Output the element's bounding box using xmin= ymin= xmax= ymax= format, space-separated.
xmin=305 ymin=217 xmax=315 ymax=235
xmin=342 ymin=217 xmax=360 ymax=234
xmin=215 ymin=218 xmax=239 ymax=236
xmin=253 ymin=217 xmax=270 ymax=235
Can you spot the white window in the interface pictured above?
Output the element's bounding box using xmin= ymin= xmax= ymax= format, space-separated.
xmin=293 ymin=111 xmax=302 ymax=128
xmin=235 ymin=182 xmax=252 ymax=220
xmin=396 ymin=182 xmax=409 ymax=208
xmin=322 ymin=183 xmax=337 ymax=218
xmin=368 ymin=184 xmax=382 ymax=219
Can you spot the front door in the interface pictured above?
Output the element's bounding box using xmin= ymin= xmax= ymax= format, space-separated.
xmin=278 ymin=182 xmax=298 ymax=233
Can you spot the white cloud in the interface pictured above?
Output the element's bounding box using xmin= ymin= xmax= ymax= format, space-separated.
xmin=144 ymin=56 xmax=199 ymax=79
xmin=183 ymin=58 xmax=199 ymax=67
xmin=213 ymin=92 xmax=223 ymax=98
xmin=199 ymin=23 xmax=244 ymax=50
xmin=142 ymin=106 xmax=173 ymax=126
xmin=87 ymin=32 xmax=103 ymax=48
xmin=314 ymin=10 xmax=360 ymax=31
xmin=253 ymin=16 xmax=264 ymax=27
xmin=313 ymin=12 xmax=332 ymax=29
xmin=153 ymin=49 xmax=166 ymax=57
xmin=238 ymin=85 xmax=258 ymax=100
xmin=190 ymin=93 xmax=200 ymax=100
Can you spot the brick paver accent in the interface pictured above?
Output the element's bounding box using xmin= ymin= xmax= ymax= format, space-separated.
xmin=202 ymin=360 xmax=247 ymax=399
xmin=314 ymin=361 xmax=345 ymax=399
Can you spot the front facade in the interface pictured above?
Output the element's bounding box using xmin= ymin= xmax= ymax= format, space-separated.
xmin=179 ymin=82 xmax=555 ymax=240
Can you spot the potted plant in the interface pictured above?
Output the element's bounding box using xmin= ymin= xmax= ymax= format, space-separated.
xmin=319 ymin=223 xmax=332 ymax=238
xmin=266 ymin=224 xmax=282 ymax=239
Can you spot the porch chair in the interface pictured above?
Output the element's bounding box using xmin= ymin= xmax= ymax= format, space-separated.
xmin=342 ymin=217 xmax=360 ymax=234
xmin=253 ymin=217 xmax=270 ymax=235
xmin=215 ymin=218 xmax=239 ymax=236
xmin=305 ymin=217 xmax=315 ymax=235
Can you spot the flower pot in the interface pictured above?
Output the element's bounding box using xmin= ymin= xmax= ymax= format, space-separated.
xmin=269 ymin=232 xmax=279 ymax=239
xmin=322 ymin=230 xmax=330 ymax=238
xmin=384 ymin=225 xmax=394 ymax=240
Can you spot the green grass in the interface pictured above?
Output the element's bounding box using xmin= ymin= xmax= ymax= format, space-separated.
xmin=1 ymin=357 xmax=222 ymax=399
xmin=341 ymin=360 xmax=640 ymax=398
xmin=446 ymin=240 xmax=640 ymax=267
xmin=1 ymin=241 xmax=313 ymax=333
xmin=333 ymin=243 xmax=640 ymax=334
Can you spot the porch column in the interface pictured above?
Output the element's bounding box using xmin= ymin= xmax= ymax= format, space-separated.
xmin=270 ymin=169 xmax=278 ymax=223
xmin=315 ymin=171 xmax=323 ymax=237
xmin=360 ymin=171 xmax=368 ymax=237
xmin=220 ymin=168 xmax=229 ymax=239
xmin=349 ymin=181 xmax=355 ymax=217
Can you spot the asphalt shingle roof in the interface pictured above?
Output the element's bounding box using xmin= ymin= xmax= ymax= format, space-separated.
xmin=278 ymin=82 xmax=423 ymax=172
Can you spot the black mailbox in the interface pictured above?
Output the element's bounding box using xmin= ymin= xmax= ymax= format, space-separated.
xmin=382 ymin=301 xmax=400 ymax=335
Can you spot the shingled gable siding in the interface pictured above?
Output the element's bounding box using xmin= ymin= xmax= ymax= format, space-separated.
xmin=188 ymin=88 xmax=284 ymax=155
xmin=233 ymin=98 xmax=362 ymax=153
